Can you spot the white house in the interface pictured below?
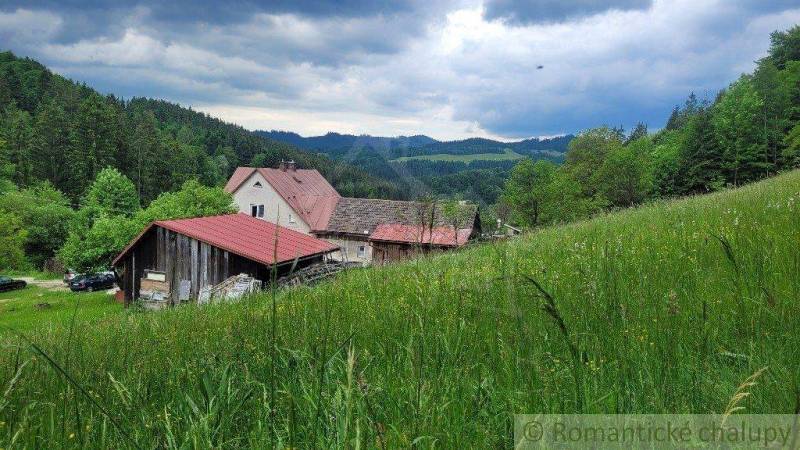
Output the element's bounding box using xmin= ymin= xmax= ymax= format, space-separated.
xmin=224 ymin=161 xmax=340 ymax=235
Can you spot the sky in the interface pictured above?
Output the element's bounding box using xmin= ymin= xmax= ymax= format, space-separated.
xmin=1 ymin=1 xmax=799 ymax=141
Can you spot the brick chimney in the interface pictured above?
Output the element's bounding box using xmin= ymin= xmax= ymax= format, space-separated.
xmin=278 ymin=160 xmax=286 ymax=171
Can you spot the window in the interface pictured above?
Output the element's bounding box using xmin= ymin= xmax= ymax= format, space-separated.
xmin=357 ymin=245 xmax=366 ymax=258
xmin=251 ymin=204 xmax=265 ymax=218
xmin=253 ymin=181 xmax=263 ymax=188
xmin=288 ymin=213 xmax=295 ymax=223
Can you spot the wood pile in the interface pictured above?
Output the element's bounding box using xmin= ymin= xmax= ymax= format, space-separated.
xmin=277 ymin=261 xmax=358 ymax=287
xmin=198 ymin=273 xmax=261 ymax=305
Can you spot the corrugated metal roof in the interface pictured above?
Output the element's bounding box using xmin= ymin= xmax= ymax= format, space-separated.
xmin=369 ymin=224 xmax=472 ymax=247
xmin=224 ymin=167 xmax=341 ymax=231
xmin=112 ymin=213 xmax=338 ymax=267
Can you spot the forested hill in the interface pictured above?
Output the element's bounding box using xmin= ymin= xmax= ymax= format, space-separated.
xmin=0 ymin=51 xmax=407 ymax=204
xmin=396 ymin=135 xmax=573 ymax=159
xmin=257 ymin=129 xmax=573 ymax=159
xmin=256 ymin=130 xmax=438 ymax=155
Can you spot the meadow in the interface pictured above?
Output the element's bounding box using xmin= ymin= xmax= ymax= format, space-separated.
xmin=0 ymin=284 xmax=120 ymax=332
xmin=1 ymin=170 xmax=799 ymax=448
xmin=392 ymin=148 xmax=526 ymax=163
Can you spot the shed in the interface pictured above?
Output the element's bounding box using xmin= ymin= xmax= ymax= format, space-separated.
xmin=370 ymin=223 xmax=476 ymax=264
xmin=112 ymin=213 xmax=338 ymax=306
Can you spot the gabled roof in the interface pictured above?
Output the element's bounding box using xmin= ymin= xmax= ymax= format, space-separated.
xmin=370 ymin=224 xmax=472 ymax=247
xmin=324 ymin=197 xmax=478 ymax=237
xmin=112 ymin=213 xmax=338 ymax=267
xmin=224 ymin=167 xmax=340 ymax=231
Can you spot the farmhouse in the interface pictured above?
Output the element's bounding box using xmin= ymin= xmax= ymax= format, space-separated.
xmin=112 ymin=213 xmax=338 ymax=305
xmin=224 ymin=163 xmax=481 ymax=264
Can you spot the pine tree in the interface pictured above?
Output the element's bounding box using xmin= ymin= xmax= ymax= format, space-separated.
xmin=3 ymin=107 xmax=34 ymax=187
xmin=625 ymin=122 xmax=648 ymax=144
xmin=665 ymin=106 xmax=682 ymax=130
xmin=32 ymin=100 xmax=70 ymax=186
xmin=65 ymin=95 xmax=119 ymax=199
xmin=676 ymin=109 xmax=723 ymax=193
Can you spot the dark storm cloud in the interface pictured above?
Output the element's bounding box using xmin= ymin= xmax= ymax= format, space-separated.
xmin=483 ymin=0 xmax=653 ymax=25
xmin=0 ymin=0 xmax=423 ymax=44
xmin=1 ymin=0 xmax=799 ymax=138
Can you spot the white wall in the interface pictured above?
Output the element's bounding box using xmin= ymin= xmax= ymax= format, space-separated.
xmin=231 ymin=171 xmax=311 ymax=234
xmin=321 ymin=236 xmax=373 ymax=265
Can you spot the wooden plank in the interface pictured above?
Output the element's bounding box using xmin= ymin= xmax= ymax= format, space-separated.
xmin=190 ymin=239 xmax=199 ymax=299
xmin=200 ymin=242 xmax=209 ymax=289
xmin=166 ymin=230 xmax=175 ymax=304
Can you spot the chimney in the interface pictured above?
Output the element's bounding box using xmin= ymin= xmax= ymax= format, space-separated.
xmin=287 ymin=160 xmax=296 ymax=171
xmin=278 ymin=160 xmax=286 ymax=171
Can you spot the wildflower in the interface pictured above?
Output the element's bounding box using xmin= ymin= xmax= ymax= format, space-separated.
xmin=667 ymin=290 xmax=679 ymax=316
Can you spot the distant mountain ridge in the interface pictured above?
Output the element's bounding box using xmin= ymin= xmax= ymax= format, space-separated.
xmin=256 ymin=130 xmax=573 ymax=159
xmin=256 ymin=131 xmax=438 ymax=154
xmin=404 ymin=135 xmax=573 ymax=158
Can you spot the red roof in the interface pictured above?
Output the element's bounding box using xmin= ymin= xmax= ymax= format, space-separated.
xmin=112 ymin=213 xmax=338 ymax=266
xmin=224 ymin=167 xmax=340 ymax=231
xmin=369 ymin=224 xmax=472 ymax=247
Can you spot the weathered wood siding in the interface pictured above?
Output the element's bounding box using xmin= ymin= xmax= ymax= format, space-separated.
xmin=118 ymin=225 xmax=325 ymax=305
xmin=371 ymin=242 xmax=447 ymax=265
xmin=119 ymin=225 xmax=265 ymax=305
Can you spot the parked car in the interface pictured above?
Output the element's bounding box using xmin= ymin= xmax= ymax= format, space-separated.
xmin=69 ymin=272 xmax=116 ymax=292
xmin=0 ymin=276 xmax=27 ymax=292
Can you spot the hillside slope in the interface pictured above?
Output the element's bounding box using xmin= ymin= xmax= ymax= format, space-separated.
xmin=0 ymin=52 xmax=406 ymax=202
xmin=2 ymin=170 xmax=799 ymax=447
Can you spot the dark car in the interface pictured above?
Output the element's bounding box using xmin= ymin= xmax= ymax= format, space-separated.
xmin=69 ymin=272 xmax=115 ymax=292
xmin=0 ymin=276 xmax=27 ymax=292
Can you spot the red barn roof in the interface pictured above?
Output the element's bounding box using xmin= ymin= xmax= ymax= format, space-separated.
xmin=369 ymin=224 xmax=472 ymax=247
xmin=224 ymin=167 xmax=340 ymax=231
xmin=112 ymin=213 xmax=338 ymax=266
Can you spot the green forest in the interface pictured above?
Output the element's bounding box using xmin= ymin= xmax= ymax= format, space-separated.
xmin=501 ymin=25 xmax=800 ymax=229
xmin=0 ymin=52 xmax=407 ymax=272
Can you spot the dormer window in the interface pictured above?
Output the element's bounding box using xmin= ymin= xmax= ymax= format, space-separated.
xmin=253 ymin=181 xmax=263 ymax=188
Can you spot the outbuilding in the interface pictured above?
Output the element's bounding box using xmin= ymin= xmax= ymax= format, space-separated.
xmin=112 ymin=213 xmax=338 ymax=305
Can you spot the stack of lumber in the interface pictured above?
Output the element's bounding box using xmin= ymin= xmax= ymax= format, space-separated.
xmin=198 ymin=273 xmax=261 ymax=305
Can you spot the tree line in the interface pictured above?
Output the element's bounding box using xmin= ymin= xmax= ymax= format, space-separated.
xmin=501 ymin=25 xmax=800 ymax=229
xmin=0 ymin=51 xmax=405 ymax=204
xmin=0 ymin=51 xmax=408 ymax=272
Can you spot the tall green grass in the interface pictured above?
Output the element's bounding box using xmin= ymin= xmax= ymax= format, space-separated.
xmin=1 ymin=170 xmax=799 ymax=448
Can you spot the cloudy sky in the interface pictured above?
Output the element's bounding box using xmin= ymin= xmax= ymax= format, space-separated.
xmin=1 ymin=1 xmax=799 ymax=140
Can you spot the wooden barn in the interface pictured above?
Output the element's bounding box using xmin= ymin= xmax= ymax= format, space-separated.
xmin=369 ymin=223 xmax=477 ymax=264
xmin=112 ymin=213 xmax=338 ymax=306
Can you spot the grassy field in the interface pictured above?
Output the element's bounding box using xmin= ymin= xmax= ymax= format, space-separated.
xmin=392 ymin=147 xmax=526 ymax=162
xmin=0 ymin=284 xmax=121 ymax=332
xmin=1 ymin=170 xmax=799 ymax=448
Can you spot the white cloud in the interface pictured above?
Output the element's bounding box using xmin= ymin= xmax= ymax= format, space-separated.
xmin=3 ymin=1 xmax=799 ymax=139
xmin=0 ymin=9 xmax=62 ymax=46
